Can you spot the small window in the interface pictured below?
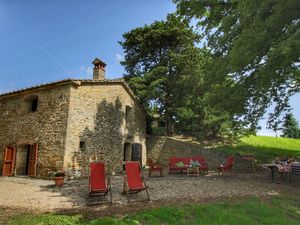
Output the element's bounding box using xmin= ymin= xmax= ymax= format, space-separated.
xmin=31 ymin=98 xmax=38 ymax=112
xmin=79 ymin=141 xmax=86 ymax=151
xmin=24 ymin=95 xmax=39 ymax=113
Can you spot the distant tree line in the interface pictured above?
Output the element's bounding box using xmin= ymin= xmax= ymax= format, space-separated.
xmin=281 ymin=113 xmax=300 ymax=139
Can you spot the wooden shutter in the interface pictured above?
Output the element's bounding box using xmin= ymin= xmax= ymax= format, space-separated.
xmin=28 ymin=143 xmax=38 ymax=176
xmin=2 ymin=146 xmax=16 ymax=176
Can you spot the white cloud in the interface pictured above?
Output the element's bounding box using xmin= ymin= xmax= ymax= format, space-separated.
xmin=0 ymin=86 xmax=13 ymax=94
xmin=85 ymin=66 xmax=93 ymax=76
xmin=115 ymin=53 xmax=124 ymax=62
xmin=26 ymin=80 xmax=33 ymax=85
xmin=79 ymin=66 xmax=93 ymax=78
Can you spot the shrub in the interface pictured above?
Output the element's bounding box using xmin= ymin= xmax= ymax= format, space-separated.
xmin=53 ymin=171 xmax=66 ymax=177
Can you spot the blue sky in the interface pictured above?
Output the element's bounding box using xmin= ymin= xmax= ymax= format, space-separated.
xmin=0 ymin=0 xmax=299 ymax=136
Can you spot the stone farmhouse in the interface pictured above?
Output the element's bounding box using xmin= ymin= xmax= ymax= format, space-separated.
xmin=0 ymin=58 xmax=146 ymax=178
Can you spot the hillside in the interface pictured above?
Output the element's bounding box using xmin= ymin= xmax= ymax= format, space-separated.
xmin=214 ymin=136 xmax=300 ymax=162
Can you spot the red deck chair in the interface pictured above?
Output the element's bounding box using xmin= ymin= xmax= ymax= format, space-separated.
xmin=123 ymin=161 xmax=150 ymax=202
xmin=218 ymin=156 xmax=235 ymax=175
xmin=89 ymin=162 xmax=112 ymax=204
xmin=148 ymin=159 xmax=163 ymax=177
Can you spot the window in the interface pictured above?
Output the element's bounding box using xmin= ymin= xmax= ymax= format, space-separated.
xmin=132 ymin=143 xmax=142 ymax=165
xmin=25 ymin=95 xmax=39 ymax=113
xmin=79 ymin=141 xmax=86 ymax=151
xmin=31 ymin=98 xmax=38 ymax=112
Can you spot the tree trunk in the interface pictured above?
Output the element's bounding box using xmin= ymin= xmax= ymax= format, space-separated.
xmin=166 ymin=115 xmax=173 ymax=136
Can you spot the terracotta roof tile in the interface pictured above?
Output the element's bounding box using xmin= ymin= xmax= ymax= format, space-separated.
xmin=0 ymin=78 xmax=136 ymax=100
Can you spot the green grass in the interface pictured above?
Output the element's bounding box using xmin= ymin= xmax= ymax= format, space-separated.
xmin=6 ymin=196 xmax=300 ymax=225
xmin=213 ymin=135 xmax=300 ymax=163
xmin=5 ymin=214 xmax=82 ymax=225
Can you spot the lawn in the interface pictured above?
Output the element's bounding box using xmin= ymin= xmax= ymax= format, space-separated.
xmin=213 ymin=136 xmax=300 ymax=163
xmin=5 ymin=195 xmax=300 ymax=225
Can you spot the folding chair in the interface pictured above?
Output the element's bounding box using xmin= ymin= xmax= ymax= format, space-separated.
xmin=123 ymin=161 xmax=150 ymax=202
xmin=290 ymin=163 xmax=300 ymax=183
xmin=148 ymin=159 xmax=163 ymax=177
xmin=218 ymin=156 xmax=235 ymax=175
xmin=89 ymin=162 xmax=112 ymax=204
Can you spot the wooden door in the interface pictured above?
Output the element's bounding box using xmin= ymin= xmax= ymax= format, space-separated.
xmin=28 ymin=143 xmax=38 ymax=176
xmin=2 ymin=146 xmax=16 ymax=176
xmin=131 ymin=143 xmax=142 ymax=165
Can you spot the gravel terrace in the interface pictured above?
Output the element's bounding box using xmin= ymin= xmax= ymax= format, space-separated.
xmin=0 ymin=170 xmax=299 ymax=214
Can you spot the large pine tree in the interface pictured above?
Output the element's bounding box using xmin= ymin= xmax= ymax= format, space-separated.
xmin=120 ymin=14 xmax=230 ymax=138
xmin=120 ymin=15 xmax=205 ymax=135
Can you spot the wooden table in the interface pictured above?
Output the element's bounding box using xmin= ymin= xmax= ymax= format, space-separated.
xmin=261 ymin=164 xmax=280 ymax=183
xmin=187 ymin=167 xmax=199 ymax=177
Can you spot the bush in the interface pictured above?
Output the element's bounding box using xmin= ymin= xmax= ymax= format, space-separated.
xmin=53 ymin=171 xmax=66 ymax=177
xmin=152 ymin=127 xmax=167 ymax=136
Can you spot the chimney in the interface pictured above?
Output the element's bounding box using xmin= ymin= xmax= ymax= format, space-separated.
xmin=92 ymin=58 xmax=106 ymax=80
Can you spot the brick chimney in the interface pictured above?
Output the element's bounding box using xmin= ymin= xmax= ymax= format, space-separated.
xmin=92 ymin=58 xmax=106 ymax=80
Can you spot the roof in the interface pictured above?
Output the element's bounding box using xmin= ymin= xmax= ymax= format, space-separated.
xmin=0 ymin=78 xmax=137 ymax=102
xmin=92 ymin=58 xmax=106 ymax=66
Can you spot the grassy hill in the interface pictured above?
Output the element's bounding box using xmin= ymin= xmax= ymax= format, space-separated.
xmin=214 ymin=135 xmax=300 ymax=163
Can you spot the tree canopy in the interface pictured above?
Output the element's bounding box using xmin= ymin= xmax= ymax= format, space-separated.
xmin=120 ymin=15 xmax=201 ymax=135
xmin=174 ymin=0 xmax=300 ymax=130
xmin=120 ymin=15 xmax=231 ymax=138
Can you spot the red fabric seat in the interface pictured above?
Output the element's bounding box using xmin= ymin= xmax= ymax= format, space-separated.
xmin=169 ymin=157 xmax=188 ymax=171
xmin=169 ymin=156 xmax=208 ymax=174
xmin=123 ymin=161 xmax=150 ymax=202
xmin=89 ymin=162 xmax=112 ymax=203
xmin=148 ymin=159 xmax=163 ymax=177
xmin=218 ymin=156 xmax=235 ymax=175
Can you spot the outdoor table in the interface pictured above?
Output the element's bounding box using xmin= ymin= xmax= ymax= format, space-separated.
xmin=187 ymin=167 xmax=199 ymax=177
xmin=262 ymin=164 xmax=277 ymax=183
xmin=261 ymin=163 xmax=291 ymax=183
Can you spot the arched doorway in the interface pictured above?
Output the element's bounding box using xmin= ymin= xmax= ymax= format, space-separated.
xmin=123 ymin=142 xmax=143 ymax=168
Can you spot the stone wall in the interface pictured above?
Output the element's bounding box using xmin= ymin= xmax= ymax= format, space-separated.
xmin=234 ymin=155 xmax=256 ymax=173
xmin=0 ymin=80 xmax=146 ymax=179
xmin=147 ymin=136 xmax=255 ymax=173
xmin=0 ymin=84 xmax=72 ymax=177
xmin=147 ymin=136 xmax=227 ymax=169
xmin=64 ymin=82 xmax=146 ymax=178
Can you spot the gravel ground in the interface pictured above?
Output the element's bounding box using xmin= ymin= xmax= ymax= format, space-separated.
xmin=0 ymin=171 xmax=299 ymax=213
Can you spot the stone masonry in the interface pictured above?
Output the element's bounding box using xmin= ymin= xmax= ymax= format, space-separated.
xmin=0 ymin=58 xmax=146 ymax=178
xmin=64 ymin=81 xmax=146 ymax=178
xmin=147 ymin=136 xmax=256 ymax=173
xmin=0 ymin=84 xmax=72 ymax=177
